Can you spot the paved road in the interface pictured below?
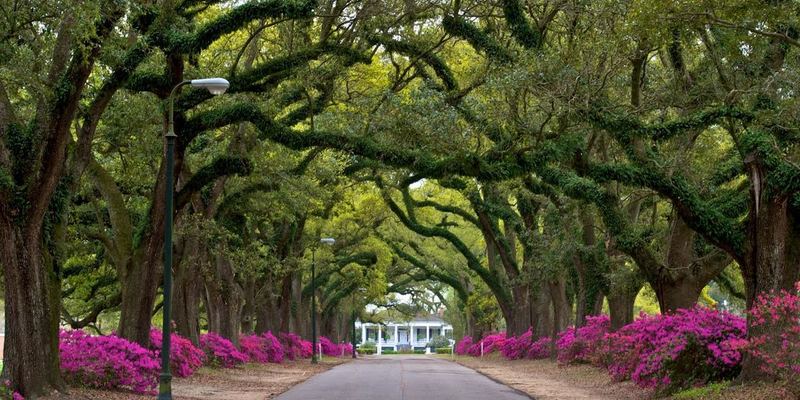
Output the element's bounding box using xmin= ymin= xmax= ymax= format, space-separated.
xmin=277 ymin=355 xmax=531 ymax=400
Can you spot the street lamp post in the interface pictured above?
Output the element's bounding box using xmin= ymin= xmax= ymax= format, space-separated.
xmin=311 ymin=237 xmax=335 ymax=364
xmin=351 ymin=305 xmax=357 ymax=359
xmin=159 ymin=78 xmax=229 ymax=400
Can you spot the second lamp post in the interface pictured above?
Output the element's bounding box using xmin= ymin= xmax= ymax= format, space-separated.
xmin=311 ymin=237 xmax=335 ymax=364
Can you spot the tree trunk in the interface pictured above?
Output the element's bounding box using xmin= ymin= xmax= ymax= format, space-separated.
xmin=549 ymin=278 xmax=571 ymax=333
xmin=173 ymin=237 xmax=202 ymax=344
xmin=532 ymin=289 xmax=553 ymax=338
xmin=204 ymin=255 xmax=244 ymax=344
xmin=278 ymin=274 xmax=293 ymax=333
xmin=255 ymin=274 xmax=279 ymax=334
xmin=118 ymin=258 xmax=160 ymax=346
xmin=574 ymin=210 xmax=605 ymax=326
xmin=0 ymin=221 xmax=64 ymax=398
xmin=118 ymin=156 xmax=173 ymax=346
xmin=654 ymin=278 xmax=704 ymax=313
xmin=240 ymin=276 xmax=256 ymax=334
xmin=739 ymin=190 xmax=800 ymax=379
xmin=291 ymin=273 xmax=305 ymax=336
xmin=504 ymin=283 xmax=533 ymax=336
xmin=608 ymin=289 xmax=637 ymax=331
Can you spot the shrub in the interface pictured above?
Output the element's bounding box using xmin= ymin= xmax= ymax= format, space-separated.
xmin=501 ymin=329 xmax=551 ymax=360
xmin=413 ymin=349 xmax=425 ymax=354
xmin=199 ymin=332 xmax=248 ymax=368
xmin=239 ymin=334 xmax=269 ymax=363
xmin=239 ymin=332 xmax=284 ymax=364
xmin=359 ymin=341 xmax=377 ymax=350
xmin=455 ymin=332 xmax=506 ymax=356
xmin=557 ymin=315 xmax=610 ymax=364
xmin=1 ymin=381 xmax=24 ymax=400
xmin=279 ymin=332 xmax=312 ymax=360
xmin=480 ymin=332 xmax=507 ymax=354
xmin=427 ymin=335 xmax=450 ymax=349
xmin=59 ymin=329 xmax=159 ymax=394
xmin=435 ymin=347 xmax=453 ymax=354
xmin=743 ymin=282 xmax=800 ymax=396
xmin=261 ymin=331 xmax=285 ymax=363
xmin=148 ymin=328 xmax=205 ymax=378
xmin=319 ymin=336 xmax=352 ymax=356
xmin=454 ymin=336 xmax=473 ymax=355
xmin=595 ymin=307 xmax=745 ymax=392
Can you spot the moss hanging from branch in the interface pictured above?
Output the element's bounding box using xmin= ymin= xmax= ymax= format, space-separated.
xmin=175 ymin=156 xmax=252 ymax=209
xmin=160 ymin=0 xmax=316 ymax=54
xmin=501 ymin=0 xmax=542 ymax=50
xmin=369 ymin=35 xmax=459 ymax=91
xmin=442 ymin=15 xmax=513 ymax=63
xmin=584 ymin=161 xmax=745 ymax=258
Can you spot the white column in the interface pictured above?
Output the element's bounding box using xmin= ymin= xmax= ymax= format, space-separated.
xmin=362 ymin=325 xmax=367 ymax=344
xmin=410 ymin=325 xmax=415 ymax=344
xmin=394 ymin=325 xmax=398 ymax=344
xmin=426 ymin=325 xmax=430 ymax=342
xmin=377 ymin=325 xmax=382 ymax=355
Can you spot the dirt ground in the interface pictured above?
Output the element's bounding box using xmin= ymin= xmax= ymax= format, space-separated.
xmin=449 ymin=355 xmax=790 ymax=400
xmin=42 ymin=358 xmax=349 ymax=400
xmin=451 ymin=354 xmax=650 ymax=400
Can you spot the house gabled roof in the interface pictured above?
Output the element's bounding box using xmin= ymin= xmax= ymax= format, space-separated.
xmin=410 ymin=315 xmax=445 ymax=323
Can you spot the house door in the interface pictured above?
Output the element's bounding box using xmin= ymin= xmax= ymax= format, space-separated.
xmin=398 ymin=328 xmax=409 ymax=343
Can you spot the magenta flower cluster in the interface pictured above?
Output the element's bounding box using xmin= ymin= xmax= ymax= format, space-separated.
xmin=742 ymin=282 xmax=800 ymax=394
xmin=319 ymin=336 xmax=353 ymax=356
xmin=556 ymin=315 xmax=610 ymax=364
xmin=2 ymin=379 xmax=25 ymax=400
xmin=199 ymin=332 xmax=249 ymax=368
xmin=148 ymin=328 xmax=205 ymax=377
xmin=454 ymin=332 xmax=506 ymax=356
xmin=594 ymin=307 xmax=745 ymax=390
xmin=501 ymin=329 xmax=552 ymax=360
xmin=279 ymin=332 xmax=313 ymax=360
xmin=239 ymin=332 xmax=285 ymax=363
xmin=59 ymin=329 xmax=159 ymax=394
xmin=55 ymin=328 xmax=346 ymax=395
xmin=456 ymin=307 xmax=747 ymax=392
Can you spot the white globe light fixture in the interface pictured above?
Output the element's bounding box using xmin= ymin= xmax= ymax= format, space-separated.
xmin=190 ymin=78 xmax=230 ymax=95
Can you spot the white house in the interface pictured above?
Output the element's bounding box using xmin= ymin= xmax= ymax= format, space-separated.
xmin=358 ymin=315 xmax=453 ymax=353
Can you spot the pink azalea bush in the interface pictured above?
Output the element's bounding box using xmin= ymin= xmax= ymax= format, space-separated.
xmin=59 ymin=329 xmax=159 ymax=394
xmin=261 ymin=331 xmax=286 ymax=363
xmin=501 ymin=329 xmax=552 ymax=360
xmin=480 ymin=332 xmax=507 ymax=354
xmin=279 ymin=332 xmax=312 ymax=360
xmin=454 ymin=336 xmax=473 ymax=355
xmin=148 ymin=329 xmax=205 ymax=378
xmin=1 ymin=380 xmax=25 ymax=400
xmin=319 ymin=336 xmax=353 ymax=357
xmin=455 ymin=333 xmax=506 ymax=356
xmin=456 ymin=307 xmax=745 ymax=393
xmin=199 ymin=332 xmax=248 ymax=368
xmin=743 ymin=282 xmax=800 ymax=395
xmin=557 ymin=315 xmax=610 ymax=364
xmin=592 ymin=307 xmax=746 ymax=391
xmin=239 ymin=332 xmax=285 ymax=363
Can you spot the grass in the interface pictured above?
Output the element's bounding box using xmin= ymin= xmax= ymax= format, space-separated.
xmin=672 ymin=382 xmax=730 ymax=399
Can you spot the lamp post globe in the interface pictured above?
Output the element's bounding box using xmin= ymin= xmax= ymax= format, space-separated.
xmin=158 ymin=77 xmax=228 ymax=400
xmin=311 ymin=237 xmax=335 ymax=364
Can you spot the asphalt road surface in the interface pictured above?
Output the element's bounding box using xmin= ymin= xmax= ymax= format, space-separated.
xmin=277 ymin=355 xmax=531 ymax=400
